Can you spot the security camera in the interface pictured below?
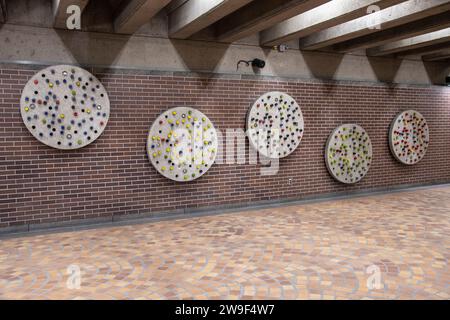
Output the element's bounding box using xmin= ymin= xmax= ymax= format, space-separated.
xmin=237 ymin=58 xmax=266 ymax=70
xmin=251 ymin=59 xmax=266 ymax=69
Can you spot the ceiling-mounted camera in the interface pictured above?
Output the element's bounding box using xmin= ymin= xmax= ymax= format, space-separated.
xmin=237 ymin=58 xmax=266 ymax=71
xmin=251 ymin=59 xmax=266 ymax=69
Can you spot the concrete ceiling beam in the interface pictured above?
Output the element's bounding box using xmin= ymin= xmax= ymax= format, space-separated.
xmin=422 ymin=49 xmax=450 ymax=61
xmin=298 ymin=0 xmax=450 ymax=50
xmin=367 ymin=27 xmax=450 ymax=56
xmin=114 ymin=0 xmax=171 ymax=34
xmin=394 ymin=41 xmax=450 ymax=57
xmin=169 ymin=0 xmax=254 ymax=39
xmin=0 ymin=0 xmax=6 ymax=23
xmin=215 ymin=0 xmax=329 ymax=43
xmin=261 ymin=0 xmax=406 ymax=47
xmin=334 ymin=10 xmax=450 ymax=52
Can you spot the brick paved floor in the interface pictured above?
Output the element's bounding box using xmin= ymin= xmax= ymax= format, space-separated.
xmin=0 ymin=186 xmax=449 ymax=300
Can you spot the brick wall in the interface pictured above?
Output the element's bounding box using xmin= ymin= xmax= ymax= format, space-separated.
xmin=1 ymin=65 xmax=450 ymax=230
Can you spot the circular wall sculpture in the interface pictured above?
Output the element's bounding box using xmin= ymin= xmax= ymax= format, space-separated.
xmin=389 ymin=110 xmax=429 ymax=165
xmin=147 ymin=107 xmax=218 ymax=182
xmin=247 ymin=91 xmax=304 ymax=159
xmin=20 ymin=65 xmax=110 ymax=150
xmin=325 ymin=124 xmax=373 ymax=184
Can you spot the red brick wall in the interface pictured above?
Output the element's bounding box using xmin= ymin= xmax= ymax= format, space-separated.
xmin=1 ymin=65 xmax=450 ymax=230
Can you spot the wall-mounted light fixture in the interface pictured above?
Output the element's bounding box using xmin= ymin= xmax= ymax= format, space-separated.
xmin=273 ymin=45 xmax=289 ymax=53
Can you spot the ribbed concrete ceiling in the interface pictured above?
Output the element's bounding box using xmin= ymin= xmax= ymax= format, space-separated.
xmin=3 ymin=0 xmax=449 ymax=61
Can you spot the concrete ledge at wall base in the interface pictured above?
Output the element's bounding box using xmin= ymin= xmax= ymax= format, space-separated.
xmin=1 ymin=181 xmax=450 ymax=239
xmin=0 ymin=216 xmax=114 ymax=236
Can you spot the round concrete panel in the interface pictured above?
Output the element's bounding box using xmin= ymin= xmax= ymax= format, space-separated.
xmin=247 ymin=91 xmax=304 ymax=159
xmin=389 ymin=110 xmax=429 ymax=165
xmin=20 ymin=65 xmax=110 ymax=150
xmin=147 ymin=107 xmax=218 ymax=182
xmin=325 ymin=124 xmax=372 ymax=184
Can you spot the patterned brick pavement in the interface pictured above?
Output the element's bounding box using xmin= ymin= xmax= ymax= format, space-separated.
xmin=0 ymin=186 xmax=449 ymax=300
